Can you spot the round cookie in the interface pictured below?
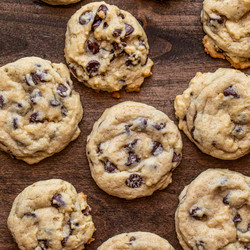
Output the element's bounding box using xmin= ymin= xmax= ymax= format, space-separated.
xmin=175 ymin=169 xmax=250 ymax=250
xmin=201 ymin=0 xmax=250 ymax=69
xmin=97 ymin=232 xmax=174 ymax=250
xmin=7 ymin=179 xmax=95 ymax=250
xmin=0 ymin=57 xmax=83 ymax=164
xmin=86 ymin=101 xmax=182 ymax=200
xmin=174 ymin=68 xmax=250 ymax=160
xmin=65 ymin=1 xmax=153 ymax=93
xmin=41 ymin=0 xmax=81 ymax=5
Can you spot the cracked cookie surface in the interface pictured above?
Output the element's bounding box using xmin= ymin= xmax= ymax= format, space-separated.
xmin=0 ymin=57 xmax=83 ymax=164
xmin=65 ymin=1 xmax=153 ymax=93
xmin=86 ymin=101 xmax=182 ymax=200
xmin=174 ymin=68 xmax=250 ymax=160
xmin=7 ymin=179 xmax=95 ymax=250
xmin=175 ymin=169 xmax=250 ymax=250
xmin=201 ymin=0 xmax=250 ymax=69
xmin=97 ymin=232 xmax=174 ymax=250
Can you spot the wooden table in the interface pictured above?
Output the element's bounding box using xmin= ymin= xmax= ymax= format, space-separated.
xmin=0 ymin=0 xmax=249 ymax=249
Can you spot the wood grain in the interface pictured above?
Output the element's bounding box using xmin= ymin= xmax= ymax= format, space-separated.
xmin=0 ymin=0 xmax=249 ymax=249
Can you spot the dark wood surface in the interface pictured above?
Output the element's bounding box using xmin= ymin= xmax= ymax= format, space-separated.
xmin=0 ymin=0 xmax=249 ymax=249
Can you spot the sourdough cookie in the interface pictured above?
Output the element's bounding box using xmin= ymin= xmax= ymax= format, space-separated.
xmin=201 ymin=0 xmax=250 ymax=69
xmin=7 ymin=179 xmax=95 ymax=250
xmin=174 ymin=68 xmax=250 ymax=160
xmin=86 ymin=101 xmax=182 ymax=199
xmin=175 ymin=169 xmax=250 ymax=250
xmin=97 ymin=232 xmax=174 ymax=250
xmin=0 ymin=57 xmax=83 ymax=164
xmin=65 ymin=1 xmax=153 ymax=93
xmin=41 ymin=0 xmax=80 ymax=5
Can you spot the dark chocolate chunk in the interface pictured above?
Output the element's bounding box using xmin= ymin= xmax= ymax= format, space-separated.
xmin=24 ymin=212 xmax=36 ymax=218
xmin=124 ymin=139 xmax=138 ymax=150
xmin=92 ymin=18 xmax=102 ymax=30
xmin=30 ymin=111 xmax=43 ymax=123
xmin=223 ymin=194 xmax=229 ymax=205
xmin=112 ymin=29 xmax=122 ymax=37
xmin=97 ymin=4 xmax=108 ymax=18
xmin=152 ymin=122 xmax=166 ymax=130
xmin=17 ymin=102 xmax=23 ymax=108
xmin=57 ymin=84 xmax=68 ymax=97
xmin=130 ymin=236 xmax=136 ymax=241
xmin=61 ymin=106 xmax=68 ymax=117
xmin=223 ymin=86 xmax=240 ymax=98
xmin=125 ymin=151 xmax=140 ymax=166
xmin=172 ymin=152 xmax=182 ymax=162
xmin=51 ymin=194 xmax=66 ymax=208
xmin=87 ymin=40 xmax=100 ymax=55
xmin=0 ymin=95 xmax=5 ymax=108
xmin=112 ymin=42 xmax=120 ymax=51
xmin=103 ymin=22 xmax=108 ymax=29
xmin=12 ymin=118 xmax=18 ymax=130
xmin=79 ymin=11 xmax=93 ymax=25
xmin=86 ymin=60 xmax=100 ymax=75
xmin=125 ymin=24 xmax=134 ymax=37
xmin=82 ymin=205 xmax=90 ymax=216
xmin=126 ymin=174 xmax=143 ymax=188
xmin=38 ymin=239 xmax=49 ymax=249
xmin=34 ymin=71 xmax=47 ymax=82
xmin=151 ymin=142 xmax=163 ymax=156
xmin=61 ymin=236 xmax=69 ymax=247
xmin=189 ymin=207 xmax=204 ymax=220
xmin=50 ymin=100 xmax=61 ymax=107
xmin=25 ymin=73 xmax=38 ymax=86
xmin=104 ymin=159 xmax=118 ymax=173
xmin=233 ymin=213 xmax=242 ymax=223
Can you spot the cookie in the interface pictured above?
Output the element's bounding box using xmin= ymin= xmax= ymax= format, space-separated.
xmin=41 ymin=0 xmax=81 ymax=5
xmin=201 ymin=0 xmax=250 ymax=69
xmin=65 ymin=1 xmax=153 ymax=93
xmin=175 ymin=169 xmax=250 ymax=250
xmin=0 ymin=57 xmax=83 ymax=164
xmin=174 ymin=68 xmax=250 ymax=160
xmin=86 ymin=101 xmax=182 ymax=200
xmin=97 ymin=232 xmax=174 ymax=250
xmin=7 ymin=179 xmax=95 ymax=250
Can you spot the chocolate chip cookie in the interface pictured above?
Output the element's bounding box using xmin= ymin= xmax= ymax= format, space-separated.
xmin=97 ymin=232 xmax=174 ymax=250
xmin=7 ymin=179 xmax=95 ymax=250
xmin=41 ymin=0 xmax=80 ymax=5
xmin=86 ymin=101 xmax=182 ymax=200
xmin=0 ymin=57 xmax=83 ymax=164
xmin=201 ymin=0 xmax=250 ymax=69
xmin=174 ymin=68 xmax=250 ymax=160
xmin=65 ymin=1 xmax=153 ymax=93
xmin=175 ymin=169 xmax=250 ymax=250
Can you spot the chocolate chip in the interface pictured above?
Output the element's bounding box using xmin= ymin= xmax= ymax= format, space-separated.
xmin=25 ymin=73 xmax=38 ymax=86
xmin=30 ymin=111 xmax=43 ymax=123
xmin=79 ymin=11 xmax=93 ymax=25
xmin=112 ymin=29 xmax=122 ymax=37
xmin=24 ymin=212 xmax=36 ymax=218
xmin=125 ymin=124 xmax=131 ymax=134
xmin=50 ymin=100 xmax=61 ymax=106
xmin=30 ymin=90 xmax=42 ymax=104
xmin=87 ymin=40 xmax=100 ymax=55
xmin=51 ymin=194 xmax=66 ymax=208
xmin=223 ymin=86 xmax=240 ymax=98
xmin=210 ymin=16 xmax=224 ymax=24
xmin=86 ymin=60 xmax=100 ymax=75
xmin=92 ymin=18 xmax=102 ymax=30
xmin=196 ymin=241 xmax=205 ymax=249
xmin=172 ymin=152 xmax=182 ymax=162
xmin=61 ymin=236 xmax=69 ymax=247
xmin=97 ymin=143 xmax=103 ymax=154
xmin=126 ymin=174 xmax=143 ymax=188
xmin=118 ymin=13 xmax=125 ymax=19
xmin=125 ymin=24 xmax=134 ymax=37
xmin=103 ymin=22 xmax=108 ymax=29
xmin=233 ymin=213 xmax=242 ymax=223
xmin=61 ymin=106 xmax=68 ymax=117
xmin=82 ymin=205 xmax=90 ymax=216
xmin=38 ymin=239 xmax=48 ymax=249
xmin=12 ymin=118 xmax=18 ymax=130
xmin=104 ymin=159 xmax=117 ymax=173
xmin=189 ymin=207 xmax=204 ymax=220
xmin=34 ymin=71 xmax=47 ymax=82
xmin=223 ymin=194 xmax=229 ymax=205
xmin=124 ymin=139 xmax=138 ymax=150
xmin=137 ymin=19 xmax=143 ymax=27
xmin=17 ymin=102 xmax=23 ymax=108
xmin=151 ymin=142 xmax=163 ymax=156
xmin=152 ymin=122 xmax=166 ymax=130
xmin=112 ymin=42 xmax=120 ymax=51
xmin=57 ymin=84 xmax=68 ymax=97
xmin=97 ymin=4 xmax=108 ymax=18
xmin=125 ymin=152 xmax=140 ymax=166
xmin=121 ymin=42 xmax=127 ymax=47
xmin=234 ymin=125 xmax=243 ymax=133
xmin=0 ymin=95 xmax=5 ymax=108
xmin=130 ymin=236 xmax=136 ymax=241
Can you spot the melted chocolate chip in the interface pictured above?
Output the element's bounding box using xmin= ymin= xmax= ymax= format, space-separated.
xmin=130 ymin=236 xmax=136 ymax=241
xmin=223 ymin=194 xmax=229 ymax=205
xmin=112 ymin=29 xmax=122 ymax=37
xmin=79 ymin=11 xmax=93 ymax=25
xmin=38 ymin=239 xmax=48 ymax=249
xmin=86 ymin=60 xmax=100 ymax=75
xmin=24 ymin=212 xmax=36 ymax=218
xmin=61 ymin=106 xmax=68 ymax=117
xmin=189 ymin=207 xmax=204 ymax=220
xmin=104 ymin=159 xmax=118 ymax=173
xmin=125 ymin=152 xmax=140 ymax=166
xmin=61 ymin=236 xmax=69 ymax=247
xmin=25 ymin=73 xmax=38 ymax=86
xmin=92 ymin=18 xmax=102 ymax=30
xmin=126 ymin=174 xmax=143 ymax=188
xmin=82 ymin=205 xmax=90 ymax=216
xmin=57 ymin=84 xmax=68 ymax=97
xmin=125 ymin=24 xmax=134 ymax=37
xmin=172 ymin=152 xmax=182 ymax=162
xmin=152 ymin=122 xmax=166 ymax=130
xmin=233 ymin=213 xmax=242 ymax=223
xmin=50 ymin=100 xmax=61 ymax=107
xmin=0 ymin=95 xmax=5 ymax=108
xmin=223 ymin=86 xmax=240 ymax=98
xmin=97 ymin=4 xmax=108 ymax=17
xmin=151 ymin=142 xmax=163 ymax=156
xmin=87 ymin=40 xmax=100 ymax=55
xmin=30 ymin=111 xmax=43 ymax=123
xmin=112 ymin=42 xmax=120 ymax=51
xmin=34 ymin=71 xmax=47 ymax=82
xmin=124 ymin=139 xmax=138 ymax=150
xmin=51 ymin=194 xmax=66 ymax=208
xmin=12 ymin=118 xmax=18 ymax=130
